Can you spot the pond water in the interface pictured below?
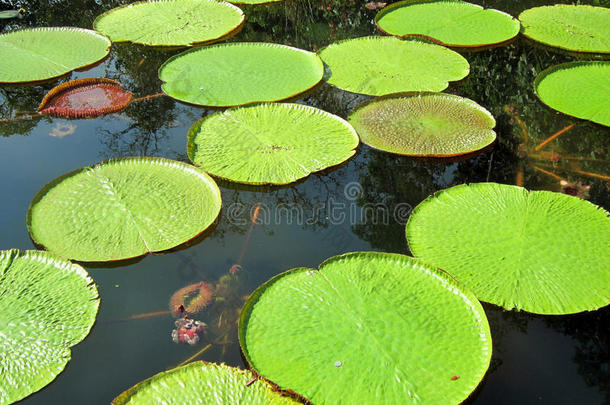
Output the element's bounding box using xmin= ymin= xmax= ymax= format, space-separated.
xmin=1 ymin=0 xmax=608 ymax=403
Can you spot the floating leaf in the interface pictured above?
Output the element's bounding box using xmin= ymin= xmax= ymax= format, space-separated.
xmin=0 ymin=249 xmax=99 ymax=404
xmin=239 ymin=252 xmax=492 ymax=404
xmin=0 ymin=27 xmax=111 ymax=84
xmin=348 ymin=93 xmax=496 ymax=156
xmin=38 ymin=78 xmax=132 ymax=119
xmin=534 ymin=61 xmax=610 ymax=127
xmin=318 ymin=36 xmax=469 ymax=96
xmin=519 ymin=5 xmax=610 ymax=54
xmin=159 ymin=42 xmax=324 ymax=107
xmin=187 ymin=103 xmax=359 ymax=184
xmin=406 ymin=183 xmax=610 ymax=315
xmin=376 ymin=0 xmax=519 ymax=48
xmin=112 ymin=361 xmax=300 ymax=404
xmin=27 ymin=157 xmax=222 ymax=262
xmin=93 ymin=0 xmax=244 ymax=47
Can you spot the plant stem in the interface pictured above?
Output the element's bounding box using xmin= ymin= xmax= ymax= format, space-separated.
xmin=534 ymin=124 xmax=574 ymax=151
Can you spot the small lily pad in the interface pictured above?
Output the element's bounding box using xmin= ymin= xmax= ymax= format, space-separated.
xmin=27 ymin=157 xmax=222 ymax=262
xmin=112 ymin=361 xmax=300 ymax=404
xmin=93 ymin=0 xmax=245 ymax=46
xmin=38 ymin=78 xmax=132 ymax=119
xmin=406 ymin=183 xmax=610 ymax=314
xmin=318 ymin=36 xmax=469 ymax=96
xmin=534 ymin=61 xmax=610 ymax=127
xmin=348 ymin=93 xmax=496 ymax=156
xmin=240 ymin=252 xmax=492 ymax=404
xmin=187 ymin=103 xmax=359 ymax=184
xmin=0 ymin=249 xmax=99 ymax=404
xmin=159 ymin=42 xmax=324 ymax=107
xmin=0 ymin=27 xmax=111 ymax=84
xmin=519 ymin=5 xmax=610 ymax=54
xmin=376 ymin=0 xmax=520 ymax=48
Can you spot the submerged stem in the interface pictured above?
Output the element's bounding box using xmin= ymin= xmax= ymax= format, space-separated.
xmin=535 ymin=124 xmax=574 ymax=151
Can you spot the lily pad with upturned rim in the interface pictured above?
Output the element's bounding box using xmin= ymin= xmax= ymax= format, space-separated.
xmin=406 ymin=182 xmax=610 ymax=315
xmin=0 ymin=249 xmax=99 ymax=404
xmin=239 ymin=252 xmax=492 ymax=404
xmin=0 ymin=27 xmax=111 ymax=84
xmin=375 ymin=0 xmax=520 ymax=48
xmin=27 ymin=157 xmax=222 ymax=262
xmin=112 ymin=361 xmax=300 ymax=404
xmin=318 ymin=36 xmax=469 ymax=96
xmin=38 ymin=78 xmax=133 ymax=119
xmin=187 ymin=103 xmax=359 ymax=184
xmin=348 ymin=92 xmax=496 ymax=156
xmin=519 ymin=5 xmax=610 ymax=54
xmin=93 ymin=0 xmax=245 ymax=47
xmin=534 ymin=61 xmax=610 ymax=127
xmin=159 ymin=42 xmax=324 ymax=107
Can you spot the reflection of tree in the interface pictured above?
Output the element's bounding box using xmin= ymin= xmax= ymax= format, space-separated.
xmin=545 ymin=307 xmax=610 ymax=403
xmin=238 ymin=0 xmax=375 ymax=50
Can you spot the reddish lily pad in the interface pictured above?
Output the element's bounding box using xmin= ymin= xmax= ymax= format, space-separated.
xmin=38 ymin=78 xmax=133 ymax=119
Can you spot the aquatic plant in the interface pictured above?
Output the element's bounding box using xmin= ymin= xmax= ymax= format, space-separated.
xmin=93 ymin=0 xmax=245 ymax=47
xmin=27 ymin=157 xmax=222 ymax=262
xmin=169 ymin=281 xmax=215 ymax=317
xmin=375 ymin=0 xmax=520 ymax=48
xmin=519 ymin=5 xmax=610 ymax=54
xmin=239 ymin=252 xmax=492 ymax=404
xmin=317 ymin=36 xmax=469 ymax=95
xmin=406 ymin=182 xmax=610 ymax=314
xmin=348 ymin=92 xmax=496 ymax=156
xmin=38 ymin=78 xmax=133 ymax=119
xmin=0 ymin=27 xmax=111 ymax=84
xmin=159 ymin=42 xmax=324 ymax=107
xmin=187 ymin=103 xmax=359 ymax=184
xmin=112 ymin=361 xmax=300 ymax=404
xmin=0 ymin=249 xmax=99 ymax=404
xmin=534 ymin=61 xmax=610 ymax=127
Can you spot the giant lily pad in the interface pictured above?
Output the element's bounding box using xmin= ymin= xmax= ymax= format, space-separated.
xmin=534 ymin=61 xmax=610 ymax=127
xmin=38 ymin=78 xmax=132 ymax=119
xmin=348 ymin=93 xmax=496 ymax=156
xmin=112 ymin=361 xmax=300 ymax=404
xmin=159 ymin=42 xmax=324 ymax=107
xmin=0 ymin=27 xmax=111 ymax=84
xmin=239 ymin=252 xmax=492 ymax=404
xmin=0 ymin=249 xmax=99 ymax=404
xmin=27 ymin=157 xmax=221 ymax=262
xmin=187 ymin=103 xmax=359 ymax=184
xmin=406 ymin=183 xmax=610 ymax=315
xmin=376 ymin=0 xmax=520 ymax=48
xmin=519 ymin=5 xmax=610 ymax=54
xmin=93 ymin=0 xmax=244 ymax=47
xmin=318 ymin=36 xmax=469 ymax=96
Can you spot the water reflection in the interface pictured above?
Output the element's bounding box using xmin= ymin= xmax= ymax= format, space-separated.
xmin=0 ymin=0 xmax=608 ymax=404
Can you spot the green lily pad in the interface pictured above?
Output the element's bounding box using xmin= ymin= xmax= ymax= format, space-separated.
xmin=348 ymin=93 xmax=496 ymax=156
xmin=534 ymin=61 xmax=610 ymax=127
xmin=239 ymin=252 xmax=492 ymax=404
xmin=318 ymin=36 xmax=469 ymax=96
xmin=406 ymin=183 xmax=610 ymax=315
xmin=0 ymin=249 xmax=99 ymax=404
xmin=93 ymin=0 xmax=244 ymax=47
xmin=376 ymin=0 xmax=520 ymax=48
xmin=159 ymin=42 xmax=324 ymax=107
xmin=112 ymin=361 xmax=300 ymax=404
xmin=519 ymin=5 xmax=610 ymax=54
xmin=0 ymin=27 xmax=111 ymax=84
xmin=27 ymin=157 xmax=221 ymax=262
xmin=187 ymin=103 xmax=359 ymax=184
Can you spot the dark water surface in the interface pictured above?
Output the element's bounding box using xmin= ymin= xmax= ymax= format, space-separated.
xmin=1 ymin=0 xmax=608 ymax=404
